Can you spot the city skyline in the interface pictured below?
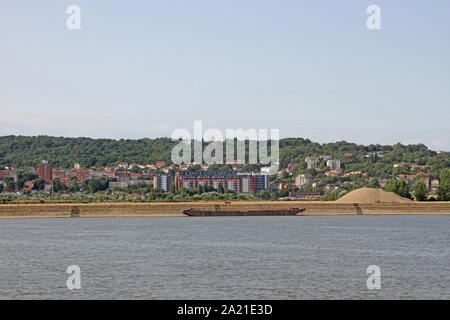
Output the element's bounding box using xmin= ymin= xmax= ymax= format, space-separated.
xmin=1 ymin=1 xmax=449 ymax=151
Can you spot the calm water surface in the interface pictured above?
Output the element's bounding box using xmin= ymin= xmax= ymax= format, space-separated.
xmin=0 ymin=215 xmax=449 ymax=299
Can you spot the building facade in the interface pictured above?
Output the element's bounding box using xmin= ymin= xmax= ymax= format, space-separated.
xmin=305 ymin=157 xmax=318 ymax=170
xmin=38 ymin=160 xmax=53 ymax=184
xmin=289 ymin=191 xmax=322 ymax=200
xmin=153 ymin=173 xmax=172 ymax=192
xmin=295 ymin=174 xmax=314 ymax=187
xmin=326 ymin=159 xmax=341 ymax=170
xmin=174 ymin=171 xmax=268 ymax=194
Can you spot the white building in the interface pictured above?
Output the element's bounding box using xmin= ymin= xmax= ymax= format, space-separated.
xmin=305 ymin=157 xmax=318 ymax=170
xmin=295 ymin=174 xmax=314 ymax=187
xmin=327 ymin=159 xmax=341 ymax=170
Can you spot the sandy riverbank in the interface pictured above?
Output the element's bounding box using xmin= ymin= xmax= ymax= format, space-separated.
xmin=0 ymin=201 xmax=449 ymax=218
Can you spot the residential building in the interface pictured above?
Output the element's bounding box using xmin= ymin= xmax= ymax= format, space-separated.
xmin=38 ymin=160 xmax=52 ymax=184
xmin=326 ymin=159 xmax=341 ymax=170
xmin=378 ymin=179 xmax=388 ymax=188
xmin=295 ymin=174 xmax=313 ymax=187
xmin=325 ymin=169 xmax=342 ymax=177
xmin=109 ymin=181 xmax=131 ymax=190
xmin=156 ymin=161 xmax=166 ymax=168
xmin=154 ymin=173 xmax=172 ymax=192
xmin=289 ymin=191 xmax=322 ymax=200
xmin=24 ymin=181 xmax=34 ymax=189
xmin=420 ymin=177 xmax=431 ymax=189
xmin=117 ymin=162 xmax=129 ymax=169
xmin=305 ymin=157 xmax=318 ymax=170
xmin=175 ymin=171 xmax=268 ymax=194
xmin=431 ymin=179 xmax=440 ymax=192
xmin=0 ymin=170 xmax=18 ymax=183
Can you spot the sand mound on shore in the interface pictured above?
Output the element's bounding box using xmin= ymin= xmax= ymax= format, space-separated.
xmin=336 ymin=187 xmax=413 ymax=203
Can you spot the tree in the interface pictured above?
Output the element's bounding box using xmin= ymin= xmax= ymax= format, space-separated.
xmin=257 ymin=189 xmax=270 ymax=200
xmin=217 ymin=183 xmax=225 ymax=194
xmin=436 ymin=169 xmax=450 ymax=201
xmin=323 ymin=189 xmax=340 ymax=201
xmin=33 ymin=178 xmax=45 ymax=191
xmin=68 ymin=177 xmax=79 ymax=192
xmin=385 ymin=179 xmax=411 ymax=199
xmin=53 ymin=178 xmax=67 ymax=193
xmin=385 ymin=179 xmax=398 ymax=193
xmin=281 ymin=171 xmax=290 ymax=179
xmin=186 ymin=164 xmax=202 ymax=172
xmin=366 ymin=178 xmax=380 ymax=188
xmin=3 ymin=177 xmax=16 ymax=192
xmin=397 ymin=180 xmax=412 ymax=199
xmin=0 ymin=183 xmax=3 ymax=193
xmin=83 ymin=178 xmax=109 ymax=193
xmin=16 ymin=171 xmax=38 ymax=189
xmin=413 ymin=180 xmax=428 ymax=201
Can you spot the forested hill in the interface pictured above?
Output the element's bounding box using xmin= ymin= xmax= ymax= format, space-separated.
xmin=0 ymin=135 xmax=447 ymax=175
xmin=0 ymin=136 xmax=177 ymax=168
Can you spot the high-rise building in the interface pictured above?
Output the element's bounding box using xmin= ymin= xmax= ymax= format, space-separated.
xmin=38 ymin=160 xmax=53 ymax=184
xmin=153 ymin=173 xmax=172 ymax=192
xmin=174 ymin=171 xmax=268 ymax=194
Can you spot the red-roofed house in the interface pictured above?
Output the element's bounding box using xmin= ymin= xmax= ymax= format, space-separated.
xmin=156 ymin=161 xmax=166 ymax=168
xmin=24 ymin=180 xmax=35 ymax=189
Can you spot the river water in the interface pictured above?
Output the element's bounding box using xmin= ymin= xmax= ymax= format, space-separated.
xmin=0 ymin=215 xmax=449 ymax=299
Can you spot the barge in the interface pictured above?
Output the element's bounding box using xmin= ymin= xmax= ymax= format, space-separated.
xmin=183 ymin=207 xmax=305 ymax=217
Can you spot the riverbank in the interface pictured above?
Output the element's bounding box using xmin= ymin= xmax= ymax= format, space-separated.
xmin=0 ymin=201 xmax=449 ymax=218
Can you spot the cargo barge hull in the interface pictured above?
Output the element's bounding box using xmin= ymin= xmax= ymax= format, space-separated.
xmin=183 ymin=208 xmax=305 ymax=217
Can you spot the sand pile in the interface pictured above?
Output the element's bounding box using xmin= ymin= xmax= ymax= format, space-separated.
xmin=336 ymin=187 xmax=413 ymax=203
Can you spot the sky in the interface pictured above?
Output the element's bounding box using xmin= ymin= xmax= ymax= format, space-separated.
xmin=1 ymin=0 xmax=449 ymax=150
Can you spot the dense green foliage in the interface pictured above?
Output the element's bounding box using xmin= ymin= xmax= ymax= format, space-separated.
xmin=437 ymin=169 xmax=450 ymax=201
xmin=33 ymin=178 xmax=45 ymax=191
xmin=413 ymin=180 xmax=429 ymax=201
xmin=384 ymin=179 xmax=412 ymax=199
xmin=0 ymin=136 xmax=448 ymax=178
xmin=82 ymin=178 xmax=110 ymax=193
xmin=16 ymin=171 xmax=38 ymax=189
xmin=0 ymin=135 xmax=177 ymax=169
xmin=2 ymin=177 xmax=15 ymax=192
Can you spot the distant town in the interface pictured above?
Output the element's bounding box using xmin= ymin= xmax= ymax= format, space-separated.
xmin=1 ymin=145 xmax=449 ymax=202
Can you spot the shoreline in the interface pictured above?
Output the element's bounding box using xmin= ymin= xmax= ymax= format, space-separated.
xmin=0 ymin=201 xmax=449 ymax=218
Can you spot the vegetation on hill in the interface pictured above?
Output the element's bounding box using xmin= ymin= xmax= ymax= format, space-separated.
xmin=0 ymin=135 xmax=177 ymax=168
xmin=0 ymin=136 xmax=447 ymax=175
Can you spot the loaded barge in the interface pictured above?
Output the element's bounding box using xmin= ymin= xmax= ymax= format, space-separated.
xmin=183 ymin=207 xmax=305 ymax=217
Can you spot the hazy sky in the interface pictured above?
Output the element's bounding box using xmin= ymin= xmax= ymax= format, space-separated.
xmin=1 ymin=1 xmax=449 ymax=150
